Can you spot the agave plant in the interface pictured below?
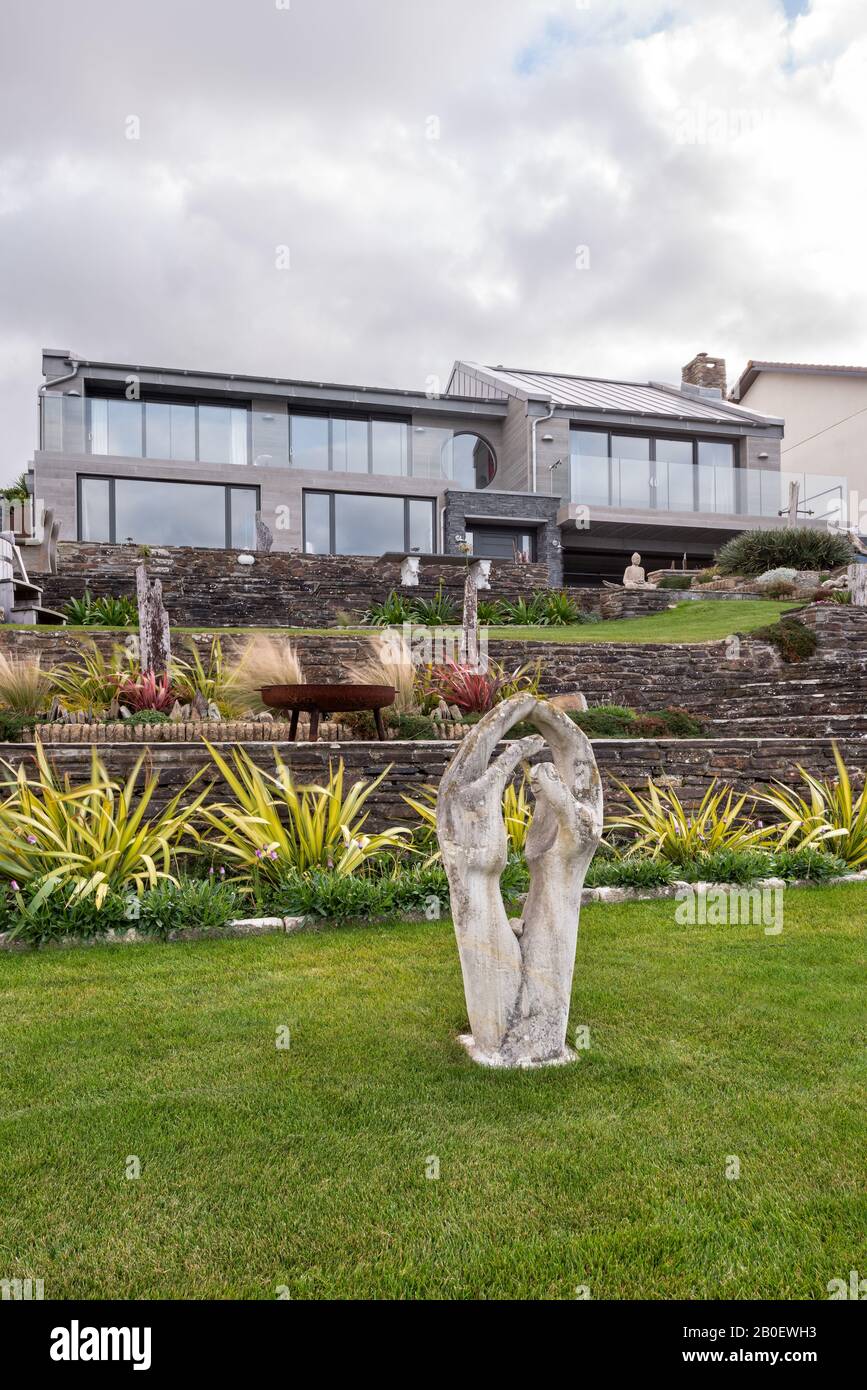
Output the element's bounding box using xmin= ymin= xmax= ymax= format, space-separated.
xmin=193 ymin=744 xmax=412 ymax=881
xmin=410 ymin=582 xmax=457 ymax=625
xmin=62 ymin=591 xmax=138 ymax=627
xmin=0 ymin=653 xmax=55 ymax=716
xmin=114 ymin=670 xmax=177 ymax=713
xmin=607 ymin=778 xmax=767 ymax=863
xmin=499 ymin=594 xmax=549 ymax=626
xmin=755 ymin=743 xmax=867 ymax=867
xmin=0 ymin=739 xmax=207 ymax=910
xmin=476 ymin=598 xmax=506 ymax=624
xmin=541 ymin=590 xmax=581 ymax=626
xmin=363 ymin=590 xmax=417 ymax=627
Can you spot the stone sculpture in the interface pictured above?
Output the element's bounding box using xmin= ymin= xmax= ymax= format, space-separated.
xmin=135 ymin=562 xmax=171 ymax=675
xmin=437 ymin=693 xmax=603 ymax=1068
xmin=622 ymin=552 xmax=656 ymax=588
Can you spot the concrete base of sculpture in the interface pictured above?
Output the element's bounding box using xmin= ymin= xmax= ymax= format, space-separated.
xmin=457 ymin=1033 xmax=577 ymax=1069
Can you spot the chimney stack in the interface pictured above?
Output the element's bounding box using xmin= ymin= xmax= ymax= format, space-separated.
xmin=681 ymin=351 xmax=726 ymax=396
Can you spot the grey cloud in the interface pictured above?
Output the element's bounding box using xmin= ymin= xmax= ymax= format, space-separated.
xmin=0 ymin=0 xmax=863 ymax=480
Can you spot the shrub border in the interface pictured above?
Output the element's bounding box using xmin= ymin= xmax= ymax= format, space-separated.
xmin=3 ymin=872 xmax=865 ymax=951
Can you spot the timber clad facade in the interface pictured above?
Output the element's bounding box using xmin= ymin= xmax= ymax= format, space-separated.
xmin=31 ymin=348 xmax=797 ymax=584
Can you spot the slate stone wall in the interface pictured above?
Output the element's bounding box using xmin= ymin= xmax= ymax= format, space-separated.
xmin=1 ymin=736 xmax=864 ymax=828
xmin=39 ymin=544 xmax=549 ymax=627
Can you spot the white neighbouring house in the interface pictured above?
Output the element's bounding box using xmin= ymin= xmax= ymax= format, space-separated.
xmin=732 ymin=361 xmax=867 ymax=528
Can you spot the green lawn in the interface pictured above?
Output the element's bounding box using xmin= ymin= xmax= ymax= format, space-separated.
xmin=486 ymin=598 xmax=800 ymax=644
xmin=13 ymin=599 xmax=798 ymax=645
xmin=1 ymin=884 xmax=864 ymax=1300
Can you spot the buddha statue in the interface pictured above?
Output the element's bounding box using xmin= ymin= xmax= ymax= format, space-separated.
xmin=623 ymin=552 xmax=655 ymax=588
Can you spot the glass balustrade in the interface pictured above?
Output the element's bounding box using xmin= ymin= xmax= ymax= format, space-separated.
xmin=570 ymin=451 xmax=848 ymax=523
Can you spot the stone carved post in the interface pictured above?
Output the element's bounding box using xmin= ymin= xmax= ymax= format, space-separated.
xmin=462 ymin=559 xmax=491 ymax=668
xmin=437 ymin=693 xmax=603 ymax=1067
xmin=847 ymin=530 xmax=867 ymax=605
xmin=135 ymin=562 xmax=171 ymax=674
xmin=850 ymin=565 xmax=867 ymax=606
xmin=255 ymin=512 xmax=274 ymax=553
xmin=462 ymin=564 xmax=479 ymax=667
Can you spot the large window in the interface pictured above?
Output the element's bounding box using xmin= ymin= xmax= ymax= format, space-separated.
xmin=289 ymin=415 xmax=410 ymax=477
xmin=78 ymin=476 xmax=258 ymax=549
xmin=571 ymin=429 xmax=737 ymax=512
xmin=571 ymin=430 xmax=610 ymax=507
xmin=290 ymin=415 xmax=330 ymax=470
xmin=87 ymin=397 xmax=249 ymax=465
xmin=303 ymin=491 xmax=436 ymax=556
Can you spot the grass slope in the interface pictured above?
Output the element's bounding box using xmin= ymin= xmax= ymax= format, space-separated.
xmin=13 ymin=599 xmax=799 ymax=644
xmin=1 ymin=883 xmax=863 ymax=1300
xmin=486 ymin=598 xmax=801 ymax=644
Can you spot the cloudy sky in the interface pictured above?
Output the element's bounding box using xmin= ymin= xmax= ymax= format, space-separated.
xmin=0 ymin=0 xmax=865 ymax=483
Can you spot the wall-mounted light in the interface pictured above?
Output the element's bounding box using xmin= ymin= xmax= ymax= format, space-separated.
xmin=541 ymin=433 xmax=554 ymax=442
xmin=757 ymin=451 xmax=769 ymax=459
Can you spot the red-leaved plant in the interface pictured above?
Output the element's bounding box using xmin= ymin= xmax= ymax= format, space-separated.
xmin=423 ymin=659 xmax=539 ymax=714
xmin=113 ymin=670 xmax=177 ymax=712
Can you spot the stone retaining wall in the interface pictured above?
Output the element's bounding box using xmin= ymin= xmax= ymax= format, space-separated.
xmin=40 ymin=544 xmax=549 ymax=627
xmin=2 ymin=736 xmax=864 ymax=828
xmin=2 ymin=602 xmax=865 ymax=729
xmin=37 ymin=542 xmax=726 ymax=626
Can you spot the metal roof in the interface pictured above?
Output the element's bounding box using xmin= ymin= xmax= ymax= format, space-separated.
xmin=458 ymin=362 xmax=780 ymax=426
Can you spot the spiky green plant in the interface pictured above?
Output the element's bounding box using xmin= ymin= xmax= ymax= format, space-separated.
xmin=172 ymin=637 xmax=246 ymax=716
xmin=715 ymin=526 xmax=852 ymax=577
xmin=193 ymin=744 xmax=412 ymax=882
xmin=51 ymin=640 xmax=138 ymax=714
xmin=607 ymin=778 xmax=767 ymax=863
xmin=755 ymin=743 xmax=867 ymax=867
xmin=62 ymin=592 xmax=138 ymax=627
xmin=403 ymin=775 xmax=534 ymax=857
xmin=0 ymin=740 xmax=207 ymax=912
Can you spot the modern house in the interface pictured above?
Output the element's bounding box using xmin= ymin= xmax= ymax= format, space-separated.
xmin=731 ymin=361 xmax=861 ymax=525
xmin=31 ymin=347 xmax=812 ymax=584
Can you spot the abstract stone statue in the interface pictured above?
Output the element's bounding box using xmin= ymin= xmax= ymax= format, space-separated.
xmin=135 ymin=562 xmax=171 ymax=675
xmin=437 ymin=693 xmax=603 ymax=1068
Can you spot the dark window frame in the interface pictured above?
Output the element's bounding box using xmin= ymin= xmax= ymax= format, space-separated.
xmin=76 ymin=473 xmax=260 ymax=548
xmin=302 ymin=489 xmax=436 ymax=555
xmin=289 ymin=411 xmax=413 ymax=476
xmin=569 ymin=425 xmax=739 ymax=510
xmin=465 ymin=524 xmax=537 ymax=562
xmin=85 ymin=395 xmax=252 ymax=466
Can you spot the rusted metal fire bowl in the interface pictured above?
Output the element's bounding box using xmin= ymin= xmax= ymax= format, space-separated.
xmin=258 ymin=683 xmax=396 ymax=742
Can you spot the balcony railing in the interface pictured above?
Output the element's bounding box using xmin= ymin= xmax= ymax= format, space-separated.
xmin=570 ymin=455 xmax=848 ymax=522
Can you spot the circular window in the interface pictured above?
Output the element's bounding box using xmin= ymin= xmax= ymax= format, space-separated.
xmin=441 ymin=433 xmax=497 ymax=490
